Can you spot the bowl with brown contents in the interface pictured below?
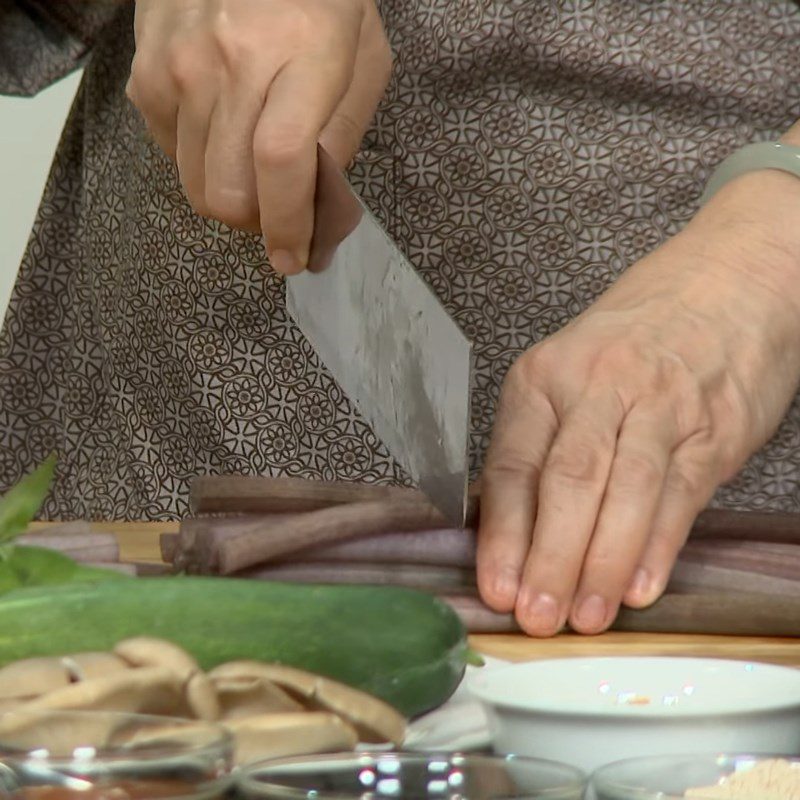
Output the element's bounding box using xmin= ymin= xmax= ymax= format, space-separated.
xmin=0 ymin=710 xmax=233 ymax=800
xmin=591 ymin=754 xmax=800 ymax=800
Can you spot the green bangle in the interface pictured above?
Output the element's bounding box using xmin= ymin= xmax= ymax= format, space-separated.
xmin=700 ymin=141 xmax=800 ymax=204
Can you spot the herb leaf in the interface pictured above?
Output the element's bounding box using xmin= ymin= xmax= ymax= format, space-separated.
xmin=0 ymin=454 xmax=57 ymax=546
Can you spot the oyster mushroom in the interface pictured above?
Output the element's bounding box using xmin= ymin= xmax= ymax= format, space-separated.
xmin=223 ymin=712 xmax=358 ymax=765
xmin=208 ymin=662 xmax=406 ymax=745
xmin=60 ymin=652 xmax=130 ymax=682
xmin=0 ymin=657 xmax=70 ymax=700
xmin=0 ymin=697 xmax=33 ymax=713
xmin=0 ymin=708 xmax=122 ymax=753
xmin=212 ymin=675 xmax=302 ymax=720
xmin=20 ymin=666 xmax=183 ymax=715
xmin=185 ymin=672 xmax=221 ymax=721
xmin=113 ymin=637 xmax=219 ymax=721
xmin=113 ymin=638 xmax=199 ymax=683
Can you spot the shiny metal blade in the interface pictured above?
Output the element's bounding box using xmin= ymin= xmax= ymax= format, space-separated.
xmin=286 ymin=152 xmax=472 ymax=526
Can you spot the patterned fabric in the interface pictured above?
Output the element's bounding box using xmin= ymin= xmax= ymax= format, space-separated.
xmin=0 ymin=1 xmax=119 ymax=97
xmin=1 ymin=1 xmax=799 ymax=519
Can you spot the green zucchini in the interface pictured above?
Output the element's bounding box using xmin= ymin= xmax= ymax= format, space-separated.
xmin=0 ymin=578 xmax=467 ymax=717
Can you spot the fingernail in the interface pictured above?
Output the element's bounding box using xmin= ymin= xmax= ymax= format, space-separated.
xmin=574 ymin=594 xmax=607 ymax=632
xmin=519 ymin=591 xmax=560 ymax=634
xmin=628 ymin=567 xmax=651 ymax=602
xmin=269 ymin=249 xmax=300 ymax=275
xmin=492 ymin=568 xmax=519 ymax=603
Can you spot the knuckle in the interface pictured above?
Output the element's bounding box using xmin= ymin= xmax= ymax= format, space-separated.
xmin=545 ymin=441 xmax=606 ymax=489
xmin=612 ymin=451 xmax=664 ymax=492
xmin=127 ymin=59 xmax=158 ymax=110
xmin=167 ymin=43 xmax=204 ymax=90
xmin=254 ymin=126 xmax=310 ymax=170
xmin=204 ymin=186 xmax=259 ymax=230
xmin=508 ymin=345 xmax=555 ymax=388
xmin=210 ymin=17 xmax=251 ymax=71
xmin=664 ymin=462 xmax=705 ymax=499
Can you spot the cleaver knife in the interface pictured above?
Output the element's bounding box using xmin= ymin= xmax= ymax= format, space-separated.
xmin=285 ymin=148 xmax=472 ymax=527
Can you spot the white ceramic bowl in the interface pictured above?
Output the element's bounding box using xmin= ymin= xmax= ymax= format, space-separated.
xmin=467 ymin=657 xmax=800 ymax=775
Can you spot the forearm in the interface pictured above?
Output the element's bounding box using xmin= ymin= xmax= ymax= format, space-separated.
xmin=684 ymin=118 xmax=800 ymax=319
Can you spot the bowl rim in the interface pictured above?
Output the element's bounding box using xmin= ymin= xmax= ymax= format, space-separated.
xmin=236 ymin=750 xmax=588 ymax=800
xmin=590 ymin=752 xmax=800 ymax=799
xmin=0 ymin=709 xmax=234 ymax=763
xmin=466 ymin=656 xmax=800 ymax=719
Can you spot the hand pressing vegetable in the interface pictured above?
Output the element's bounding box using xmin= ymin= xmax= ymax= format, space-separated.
xmin=479 ymin=166 xmax=800 ymax=637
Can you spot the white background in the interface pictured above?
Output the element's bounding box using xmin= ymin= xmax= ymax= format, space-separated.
xmin=0 ymin=71 xmax=82 ymax=321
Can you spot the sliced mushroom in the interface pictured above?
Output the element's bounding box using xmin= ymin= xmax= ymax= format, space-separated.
xmin=20 ymin=666 xmax=183 ymax=716
xmin=0 ymin=708 xmax=122 ymax=753
xmin=223 ymin=712 xmax=358 ymax=765
xmin=108 ymin=719 xmax=223 ymax=750
xmin=113 ymin=637 xmax=199 ymax=683
xmin=0 ymin=696 xmax=33 ymax=713
xmin=60 ymin=652 xmax=130 ymax=682
xmin=208 ymin=662 xmax=406 ymax=745
xmin=185 ymin=672 xmax=220 ymax=721
xmin=0 ymin=657 xmax=70 ymax=700
xmin=212 ymin=675 xmax=302 ymax=720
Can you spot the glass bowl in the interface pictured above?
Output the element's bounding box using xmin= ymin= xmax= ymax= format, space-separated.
xmin=0 ymin=710 xmax=234 ymax=799
xmin=237 ymin=752 xmax=587 ymax=800
xmin=591 ymin=754 xmax=800 ymax=799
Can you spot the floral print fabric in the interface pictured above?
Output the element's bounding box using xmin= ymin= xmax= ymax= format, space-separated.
xmin=1 ymin=1 xmax=799 ymax=518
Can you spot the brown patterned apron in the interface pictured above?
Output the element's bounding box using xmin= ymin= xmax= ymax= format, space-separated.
xmin=1 ymin=0 xmax=799 ymax=519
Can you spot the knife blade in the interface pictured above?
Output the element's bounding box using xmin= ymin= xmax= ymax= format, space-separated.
xmin=285 ymin=148 xmax=472 ymax=526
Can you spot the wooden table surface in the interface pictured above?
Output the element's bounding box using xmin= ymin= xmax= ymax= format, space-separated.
xmin=32 ymin=521 xmax=800 ymax=668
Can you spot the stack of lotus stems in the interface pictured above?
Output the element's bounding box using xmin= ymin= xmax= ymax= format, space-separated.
xmin=157 ymin=475 xmax=800 ymax=638
xmin=19 ymin=522 xmax=169 ymax=576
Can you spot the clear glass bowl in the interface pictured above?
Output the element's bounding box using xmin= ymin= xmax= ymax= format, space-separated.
xmin=0 ymin=710 xmax=234 ymax=799
xmin=591 ymin=754 xmax=800 ymax=800
xmin=237 ymin=752 xmax=587 ymax=800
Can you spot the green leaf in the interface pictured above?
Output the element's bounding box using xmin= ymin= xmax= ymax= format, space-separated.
xmin=0 ymin=454 xmax=57 ymax=545
xmin=0 ymin=546 xmax=129 ymax=595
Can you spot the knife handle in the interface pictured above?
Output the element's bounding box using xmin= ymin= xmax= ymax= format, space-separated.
xmin=307 ymin=146 xmax=363 ymax=272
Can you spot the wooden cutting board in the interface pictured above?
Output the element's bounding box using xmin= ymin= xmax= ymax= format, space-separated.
xmin=471 ymin=632 xmax=800 ymax=667
xmin=32 ymin=521 xmax=800 ymax=668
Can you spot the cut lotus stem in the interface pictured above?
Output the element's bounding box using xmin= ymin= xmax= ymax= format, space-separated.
xmin=441 ymin=592 xmax=800 ymax=637
xmin=17 ymin=532 xmax=120 ymax=563
xmin=190 ymin=475 xmax=421 ymax=515
xmin=668 ymin=561 xmax=800 ymax=597
xmin=215 ymin=500 xmax=456 ymax=575
xmin=237 ymin=561 xmax=477 ymax=593
xmin=277 ymin=528 xmax=477 ymax=567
